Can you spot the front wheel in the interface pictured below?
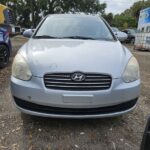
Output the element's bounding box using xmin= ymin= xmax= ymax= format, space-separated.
xmin=130 ymin=38 xmax=135 ymax=44
xmin=0 ymin=45 xmax=10 ymax=68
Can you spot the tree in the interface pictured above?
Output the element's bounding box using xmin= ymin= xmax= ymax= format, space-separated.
xmin=112 ymin=0 xmax=150 ymax=29
xmin=112 ymin=14 xmax=137 ymax=29
xmin=123 ymin=22 xmax=128 ymax=29
xmin=131 ymin=0 xmax=150 ymax=21
xmin=130 ymin=1 xmax=144 ymax=21
xmin=103 ymin=13 xmax=113 ymax=25
xmin=1 ymin=0 xmax=106 ymax=27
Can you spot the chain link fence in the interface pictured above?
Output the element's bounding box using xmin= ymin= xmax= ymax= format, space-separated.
xmin=134 ymin=33 xmax=150 ymax=50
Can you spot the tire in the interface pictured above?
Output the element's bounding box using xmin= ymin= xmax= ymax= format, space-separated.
xmin=130 ymin=38 xmax=135 ymax=44
xmin=0 ymin=44 xmax=10 ymax=68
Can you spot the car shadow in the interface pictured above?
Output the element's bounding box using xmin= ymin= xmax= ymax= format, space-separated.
xmin=20 ymin=113 xmax=126 ymax=148
xmin=21 ymin=113 xmax=123 ymax=128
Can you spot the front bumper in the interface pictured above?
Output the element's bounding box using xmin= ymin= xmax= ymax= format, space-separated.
xmin=11 ymin=76 xmax=140 ymax=118
xmin=13 ymin=97 xmax=137 ymax=118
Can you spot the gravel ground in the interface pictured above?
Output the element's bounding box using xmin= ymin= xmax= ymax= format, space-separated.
xmin=0 ymin=37 xmax=150 ymax=150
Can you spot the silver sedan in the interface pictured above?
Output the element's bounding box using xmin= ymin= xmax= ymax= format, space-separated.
xmin=11 ymin=14 xmax=140 ymax=118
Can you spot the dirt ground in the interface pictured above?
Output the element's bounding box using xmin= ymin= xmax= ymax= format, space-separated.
xmin=0 ymin=37 xmax=150 ymax=150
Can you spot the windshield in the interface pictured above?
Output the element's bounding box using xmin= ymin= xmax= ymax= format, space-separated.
xmin=129 ymin=29 xmax=137 ymax=34
xmin=34 ymin=16 xmax=115 ymax=41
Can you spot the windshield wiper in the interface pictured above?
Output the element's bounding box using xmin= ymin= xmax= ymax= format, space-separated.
xmin=34 ymin=35 xmax=60 ymax=39
xmin=34 ymin=35 xmax=114 ymax=41
xmin=61 ymin=36 xmax=96 ymax=40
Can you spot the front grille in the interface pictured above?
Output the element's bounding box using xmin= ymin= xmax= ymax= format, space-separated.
xmin=44 ymin=72 xmax=112 ymax=91
xmin=14 ymin=97 xmax=138 ymax=115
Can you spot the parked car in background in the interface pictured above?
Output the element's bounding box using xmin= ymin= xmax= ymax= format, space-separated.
xmin=11 ymin=14 xmax=140 ymax=118
xmin=122 ymin=29 xmax=137 ymax=44
xmin=11 ymin=25 xmax=21 ymax=35
xmin=21 ymin=28 xmax=28 ymax=35
xmin=112 ymin=27 xmax=128 ymax=42
xmin=0 ymin=27 xmax=12 ymax=68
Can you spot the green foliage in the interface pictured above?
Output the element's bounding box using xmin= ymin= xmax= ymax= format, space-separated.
xmin=112 ymin=15 xmax=137 ymax=29
xmin=123 ymin=22 xmax=128 ymax=29
xmin=1 ymin=0 xmax=106 ymax=27
xmin=111 ymin=0 xmax=150 ymax=29
xmin=102 ymin=13 xmax=113 ymax=25
xmin=130 ymin=0 xmax=150 ymax=21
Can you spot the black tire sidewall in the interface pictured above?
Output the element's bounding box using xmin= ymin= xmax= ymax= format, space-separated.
xmin=0 ymin=44 xmax=10 ymax=68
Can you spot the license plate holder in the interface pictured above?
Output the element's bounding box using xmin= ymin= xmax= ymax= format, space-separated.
xmin=63 ymin=95 xmax=93 ymax=104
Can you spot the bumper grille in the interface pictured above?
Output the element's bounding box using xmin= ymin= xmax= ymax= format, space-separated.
xmin=44 ymin=72 xmax=112 ymax=91
xmin=14 ymin=97 xmax=138 ymax=115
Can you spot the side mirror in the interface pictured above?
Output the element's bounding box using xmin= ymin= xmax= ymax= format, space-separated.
xmin=23 ymin=29 xmax=35 ymax=38
xmin=141 ymin=117 xmax=150 ymax=150
xmin=114 ymin=32 xmax=121 ymax=40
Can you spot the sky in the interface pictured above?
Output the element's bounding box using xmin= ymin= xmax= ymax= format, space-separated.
xmin=100 ymin=0 xmax=142 ymax=14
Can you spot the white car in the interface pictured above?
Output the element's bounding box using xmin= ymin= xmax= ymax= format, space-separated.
xmin=112 ymin=27 xmax=128 ymax=42
xmin=11 ymin=14 xmax=140 ymax=118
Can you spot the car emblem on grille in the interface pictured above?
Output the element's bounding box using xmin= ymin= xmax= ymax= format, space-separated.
xmin=71 ymin=72 xmax=86 ymax=82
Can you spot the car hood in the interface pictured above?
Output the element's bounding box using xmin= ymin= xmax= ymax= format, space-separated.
xmin=20 ymin=39 xmax=132 ymax=78
xmin=117 ymin=31 xmax=127 ymax=38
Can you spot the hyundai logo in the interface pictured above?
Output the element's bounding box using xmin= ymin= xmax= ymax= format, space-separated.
xmin=71 ymin=72 xmax=86 ymax=82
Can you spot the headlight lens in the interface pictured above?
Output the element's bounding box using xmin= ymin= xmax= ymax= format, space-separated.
xmin=122 ymin=57 xmax=140 ymax=83
xmin=12 ymin=54 xmax=32 ymax=81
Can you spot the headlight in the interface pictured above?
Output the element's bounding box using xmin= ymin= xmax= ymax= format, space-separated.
xmin=122 ymin=57 xmax=140 ymax=83
xmin=12 ymin=54 xmax=32 ymax=81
